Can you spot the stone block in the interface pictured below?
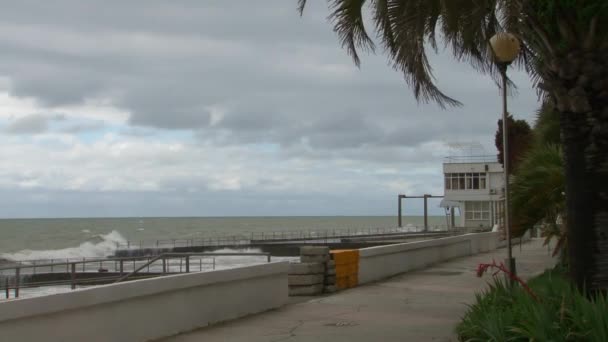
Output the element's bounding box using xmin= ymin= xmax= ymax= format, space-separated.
xmin=325 ymin=260 xmax=336 ymax=268
xmin=301 ymin=254 xmax=330 ymax=263
xmin=289 ymin=284 xmax=324 ymax=296
xmin=324 ymin=275 xmax=336 ymax=285
xmin=288 ymin=262 xmax=325 ymax=275
xmin=288 ymin=274 xmax=324 ymax=286
xmin=325 ymin=267 xmax=336 ymax=276
xmin=300 ymin=246 xmax=330 ymax=256
xmin=323 ymin=285 xmax=337 ymax=293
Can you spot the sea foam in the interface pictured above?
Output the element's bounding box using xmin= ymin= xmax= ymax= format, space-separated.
xmin=0 ymin=230 xmax=128 ymax=261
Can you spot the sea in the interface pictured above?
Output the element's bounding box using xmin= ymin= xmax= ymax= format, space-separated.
xmin=0 ymin=216 xmax=447 ymax=261
xmin=0 ymin=216 xmax=447 ymax=299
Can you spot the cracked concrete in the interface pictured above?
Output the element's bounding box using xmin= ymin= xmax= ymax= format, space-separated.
xmin=162 ymin=239 xmax=555 ymax=342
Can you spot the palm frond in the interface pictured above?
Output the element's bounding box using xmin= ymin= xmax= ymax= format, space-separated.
xmin=297 ymin=0 xmax=608 ymax=107
xmin=297 ymin=0 xmax=308 ymax=15
xmin=328 ymin=0 xmax=375 ymax=67
xmin=511 ymin=143 xmax=565 ymax=237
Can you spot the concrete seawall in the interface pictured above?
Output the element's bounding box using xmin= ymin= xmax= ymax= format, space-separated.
xmin=0 ymin=262 xmax=289 ymax=342
xmin=358 ymin=232 xmax=499 ymax=284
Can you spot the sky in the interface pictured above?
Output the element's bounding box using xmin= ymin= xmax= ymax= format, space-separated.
xmin=0 ymin=0 xmax=541 ymax=218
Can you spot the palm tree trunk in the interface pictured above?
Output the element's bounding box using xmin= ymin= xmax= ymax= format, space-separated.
xmin=557 ymin=51 xmax=608 ymax=292
xmin=561 ymin=111 xmax=595 ymax=290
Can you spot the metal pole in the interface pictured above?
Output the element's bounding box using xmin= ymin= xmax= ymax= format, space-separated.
xmin=15 ymin=267 xmax=20 ymax=298
xmin=398 ymin=195 xmax=403 ymax=227
xmin=70 ymin=263 xmax=76 ymax=290
xmin=424 ymin=195 xmax=429 ymax=232
xmin=500 ymin=64 xmax=516 ymax=279
xmin=120 ymin=260 xmax=124 ymax=275
xmin=185 ymin=256 xmax=190 ymax=273
xmin=5 ymin=278 xmax=8 ymax=299
xmin=450 ymin=207 xmax=455 ymax=229
xmin=162 ymin=258 xmax=167 ymax=273
xmin=15 ymin=267 xmax=21 ymax=298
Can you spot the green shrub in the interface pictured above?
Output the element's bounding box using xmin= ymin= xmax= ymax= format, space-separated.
xmin=456 ymin=268 xmax=608 ymax=341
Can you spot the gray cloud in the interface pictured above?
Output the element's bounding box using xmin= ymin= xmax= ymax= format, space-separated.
xmin=0 ymin=1 xmax=540 ymax=217
xmin=4 ymin=114 xmax=62 ymax=134
xmin=0 ymin=0 xmax=538 ymax=138
xmin=5 ymin=114 xmax=47 ymax=134
xmin=61 ymin=120 xmax=105 ymax=134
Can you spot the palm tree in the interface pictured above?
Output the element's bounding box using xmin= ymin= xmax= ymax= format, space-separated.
xmin=297 ymin=0 xmax=608 ymax=291
xmin=510 ymin=144 xmax=565 ymax=262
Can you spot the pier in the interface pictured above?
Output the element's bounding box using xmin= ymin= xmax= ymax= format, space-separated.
xmin=1 ymin=225 xmax=463 ymax=299
xmin=113 ymin=225 xmax=457 ymax=257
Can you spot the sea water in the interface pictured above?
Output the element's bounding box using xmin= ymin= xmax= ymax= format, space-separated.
xmin=0 ymin=216 xmax=447 ymax=299
xmin=0 ymin=216 xmax=447 ymax=260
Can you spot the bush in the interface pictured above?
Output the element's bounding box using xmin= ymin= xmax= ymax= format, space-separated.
xmin=456 ymin=268 xmax=608 ymax=341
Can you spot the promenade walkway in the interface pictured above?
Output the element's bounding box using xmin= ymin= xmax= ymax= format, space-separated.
xmin=164 ymin=238 xmax=556 ymax=342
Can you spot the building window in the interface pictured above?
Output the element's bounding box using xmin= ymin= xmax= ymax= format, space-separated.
xmin=445 ymin=173 xmax=487 ymax=190
xmin=465 ymin=201 xmax=490 ymax=220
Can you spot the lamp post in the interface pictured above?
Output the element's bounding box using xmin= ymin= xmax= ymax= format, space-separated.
xmin=489 ymin=32 xmax=520 ymax=279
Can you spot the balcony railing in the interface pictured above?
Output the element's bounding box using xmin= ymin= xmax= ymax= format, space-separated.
xmin=443 ymin=155 xmax=498 ymax=164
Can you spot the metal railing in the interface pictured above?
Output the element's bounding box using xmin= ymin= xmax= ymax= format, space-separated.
xmin=114 ymin=252 xmax=271 ymax=283
xmin=115 ymin=225 xmax=451 ymax=250
xmin=0 ymin=252 xmax=271 ymax=299
xmin=443 ymin=155 xmax=498 ymax=163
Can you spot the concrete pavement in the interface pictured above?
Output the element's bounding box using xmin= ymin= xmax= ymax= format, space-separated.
xmin=162 ymin=238 xmax=556 ymax=342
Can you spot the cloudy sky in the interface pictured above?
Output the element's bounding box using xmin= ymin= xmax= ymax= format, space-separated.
xmin=0 ymin=1 xmax=540 ymax=218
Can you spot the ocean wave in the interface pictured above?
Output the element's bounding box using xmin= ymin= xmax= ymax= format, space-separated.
xmin=0 ymin=230 xmax=128 ymax=261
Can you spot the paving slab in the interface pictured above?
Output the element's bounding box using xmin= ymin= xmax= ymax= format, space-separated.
xmin=162 ymin=239 xmax=556 ymax=342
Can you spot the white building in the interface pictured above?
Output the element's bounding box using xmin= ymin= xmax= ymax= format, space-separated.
xmin=441 ymin=155 xmax=505 ymax=230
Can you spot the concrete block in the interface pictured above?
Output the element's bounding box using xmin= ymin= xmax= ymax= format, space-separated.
xmin=288 ymin=262 xmax=324 ymax=275
xmin=324 ymin=275 xmax=336 ymax=285
xmin=325 ymin=266 xmax=336 ymax=276
xmin=300 ymin=246 xmax=330 ymax=256
xmin=325 ymin=260 xmax=336 ymax=268
xmin=301 ymin=255 xmax=330 ymax=263
xmin=288 ymin=274 xmax=324 ymax=286
xmin=323 ymin=285 xmax=337 ymax=293
xmin=289 ymin=284 xmax=323 ymax=296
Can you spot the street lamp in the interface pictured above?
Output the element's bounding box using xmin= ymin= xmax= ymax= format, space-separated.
xmin=489 ymin=32 xmax=520 ymax=279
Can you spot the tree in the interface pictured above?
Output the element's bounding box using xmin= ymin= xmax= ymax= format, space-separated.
xmin=510 ymin=144 xmax=565 ymax=261
xmin=494 ymin=114 xmax=533 ymax=174
xmin=510 ymin=103 xmax=565 ymax=260
xmin=298 ymin=0 xmax=608 ymax=291
xmin=533 ymin=102 xmax=561 ymax=146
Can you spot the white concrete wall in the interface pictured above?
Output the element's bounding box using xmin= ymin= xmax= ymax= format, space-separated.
xmin=358 ymin=232 xmax=499 ymax=284
xmin=0 ymin=262 xmax=289 ymax=342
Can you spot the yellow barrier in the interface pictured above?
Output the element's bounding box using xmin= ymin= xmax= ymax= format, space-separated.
xmin=330 ymin=249 xmax=359 ymax=289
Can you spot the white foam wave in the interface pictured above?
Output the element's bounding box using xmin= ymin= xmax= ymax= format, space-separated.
xmin=0 ymin=230 xmax=128 ymax=261
xmin=203 ymin=248 xmax=296 ymax=270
